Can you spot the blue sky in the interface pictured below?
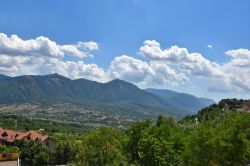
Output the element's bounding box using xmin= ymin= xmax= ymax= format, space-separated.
xmin=0 ymin=0 xmax=250 ymax=101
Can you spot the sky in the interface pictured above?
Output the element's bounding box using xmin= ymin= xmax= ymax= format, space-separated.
xmin=0 ymin=0 xmax=250 ymax=101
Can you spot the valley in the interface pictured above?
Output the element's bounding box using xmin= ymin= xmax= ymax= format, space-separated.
xmin=0 ymin=102 xmax=135 ymax=128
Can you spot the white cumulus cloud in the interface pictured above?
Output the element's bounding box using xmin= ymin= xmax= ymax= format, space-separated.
xmin=0 ymin=33 xmax=98 ymax=58
xmin=139 ymin=40 xmax=250 ymax=93
xmin=0 ymin=33 xmax=108 ymax=82
xmin=108 ymin=55 xmax=187 ymax=85
xmin=108 ymin=55 xmax=155 ymax=84
xmin=139 ymin=40 xmax=222 ymax=78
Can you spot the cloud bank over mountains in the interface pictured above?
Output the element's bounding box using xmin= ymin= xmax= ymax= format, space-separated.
xmin=0 ymin=33 xmax=107 ymax=82
xmin=0 ymin=33 xmax=249 ymax=93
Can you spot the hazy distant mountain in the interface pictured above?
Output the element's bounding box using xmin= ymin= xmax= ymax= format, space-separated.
xmin=0 ymin=73 xmax=214 ymax=119
xmin=0 ymin=74 xmax=9 ymax=79
xmin=145 ymin=88 xmax=215 ymax=113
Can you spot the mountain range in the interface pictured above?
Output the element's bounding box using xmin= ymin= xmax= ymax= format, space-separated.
xmin=0 ymin=73 xmax=215 ymax=119
xmin=145 ymin=88 xmax=214 ymax=114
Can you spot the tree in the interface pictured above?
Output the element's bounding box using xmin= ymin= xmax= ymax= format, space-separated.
xmin=182 ymin=113 xmax=250 ymax=166
xmin=17 ymin=140 xmax=52 ymax=166
xmin=182 ymin=122 xmax=216 ymax=166
xmin=125 ymin=119 xmax=152 ymax=163
xmin=138 ymin=136 xmax=178 ymax=166
xmin=34 ymin=150 xmax=51 ymax=166
xmin=54 ymin=140 xmax=78 ymax=164
xmin=75 ymin=127 xmax=127 ymax=166
xmin=213 ymin=113 xmax=250 ymax=165
xmin=125 ymin=116 xmax=184 ymax=165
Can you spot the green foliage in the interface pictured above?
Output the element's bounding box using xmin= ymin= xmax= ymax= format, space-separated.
xmin=138 ymin=136 xmax=178 ymax=166
xmin=34 ymin=150 xmax=52 ymax=166
xmin=75 ymin=127 xmax=127 ymax=166
xmin=218 ymin=98 xmax=244 ymax=109
xmin=54 ymin=140 xmax=79 ymax=164
xmin=180 ymin=98 xmax=245 ymax=125
xmin=0 ymin=99 xmax=249 ymax=165
xmin=17 ymin=141 xmax=52 ymax=166
xmin=213 ymin=112 xmax=250 ymax=165
xmin=0 ymin=115 xmax=90 ymax=135
xmin=124 ymin=102 xmax=250 ymax=166
xmin=182 ymin=122 xmax=217 ymax=166
xmin=182 ymin=112 xmax=250 ymax=166
xmin=125 ymin=116 xmax=184 ymax=165
xmin=0 ymin=144 xmax=19 ymax=153
xmin=125 ymin=119 xmax=153 ymax=162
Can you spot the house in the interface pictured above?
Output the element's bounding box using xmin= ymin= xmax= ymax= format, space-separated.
xmin=0 ymin=128 xmax=55 ymax=147
xmin=0 ymin=152 xmax=21 ymax=166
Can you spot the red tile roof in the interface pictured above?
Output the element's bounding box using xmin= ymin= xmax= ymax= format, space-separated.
xmin=0 ymin=128 xmax=5 ymax=134
xmin=40 ymin=135 xmax=48 ymax=141
xmin=15 ymin=132 xmax=29 ymax=140
xmin=0 ymin=128 xmax=49 ymax=143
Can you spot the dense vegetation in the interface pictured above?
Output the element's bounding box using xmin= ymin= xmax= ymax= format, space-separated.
xmin=0 ymin=99 xmax=250 ymax=165
xmin=0 ymin=115 xmax=91 ymax=134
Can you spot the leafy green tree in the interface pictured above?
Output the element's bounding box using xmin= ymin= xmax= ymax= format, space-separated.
xmin=138 ymin=136 xmax=178 ymax=166
xmin=54 ymin=140 xmax=78 ymax=164
xmin=125 ymin=119 xmax=152 ymax=163
xmin=17 ymin=140 xmax=52 ymax=166
xmin=182 ymin=113 xmax=250 ymax=166
xmin=34 ymin=150 xmax=52 ymax=166
xmin=125 ymin=116 xmax=184 ymax=165
xmin=156 ymin=114 xmax=164 ymax=127
xmin=75 ymin=127 xmax=127 ymax=166
xmin=213 ymin=113 xmax=250 ymax=165
xmin=182 ymin=122 xmax=216 ymax=166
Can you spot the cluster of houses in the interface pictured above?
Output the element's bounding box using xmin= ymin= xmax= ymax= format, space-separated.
xmin=0 ymin=128 xmax=54 ymax=147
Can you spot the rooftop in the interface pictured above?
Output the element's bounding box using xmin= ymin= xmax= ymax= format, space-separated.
xmin=0 ymin=128 xmax=48 ymax=143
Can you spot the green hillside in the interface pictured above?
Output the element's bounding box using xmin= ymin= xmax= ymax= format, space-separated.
xmin=180 ymin=98 xmax=249 ymax=124
xmin=0 ymin=74 xmax=214 ymax=119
